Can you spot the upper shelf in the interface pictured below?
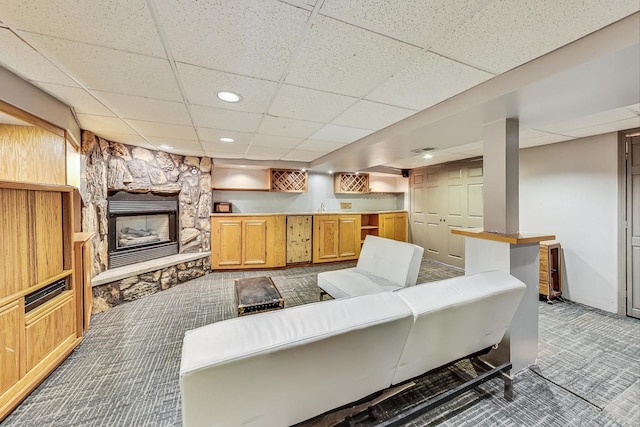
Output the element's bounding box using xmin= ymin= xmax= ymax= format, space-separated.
xmin=212 ymin=168 xmax=307 ymax=192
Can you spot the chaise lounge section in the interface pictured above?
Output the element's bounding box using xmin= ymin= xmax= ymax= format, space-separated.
xmin=317 ymin=235 xmax=425 ymax=299
xmin=180 ymin=270 xmax=526 ymax=427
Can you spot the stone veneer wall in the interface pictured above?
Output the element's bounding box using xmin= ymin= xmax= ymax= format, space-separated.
xmin=80 ymin=131 xmax=212 ymax=275
xmin=92 ymin=257 xmax=210 ymax=313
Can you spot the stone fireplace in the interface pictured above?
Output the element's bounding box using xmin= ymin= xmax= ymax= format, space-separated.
xmin=107 ymin=191 xmax=179 ymax=268
xmin=81 ymin=131 xmax=212 ymax=275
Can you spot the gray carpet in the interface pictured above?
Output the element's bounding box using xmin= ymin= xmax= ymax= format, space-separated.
xmin=2 ymin=260 xmax=639 ymax=426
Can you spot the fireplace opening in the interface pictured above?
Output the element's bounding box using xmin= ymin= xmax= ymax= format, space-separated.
xmin=108 ymin=191 xmax=179 ymax=269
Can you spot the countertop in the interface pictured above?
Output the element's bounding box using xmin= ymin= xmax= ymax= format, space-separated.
xmin=210 ymin=210 xmax=407 ymax=217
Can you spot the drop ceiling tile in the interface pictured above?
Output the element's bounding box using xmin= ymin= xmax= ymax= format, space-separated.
xmin=0 ymin=29 xmax=77 ymax=86
xmin=332 ymin=100 xmax=416 ymax=130
xmin=310 ymin=124 xmax=373 ymax=143
xmin=1 ymin=0 xmax=165 ymax=56
xmin=146 ymin=137 xmax=202 ymax=152
xmin=270 ymin=84 xmax=357 ymax=122
xmin=536 ymin=107 xmax=639 ymax=134
xmin=285 ymin=15 xmax=421 ymax=97
xmin=90 ymin=131 xmax=151 ymax=147
xmin=77 ymin=114 xmax=136 ymax=134
xmin=197 ymin=128 xmax=254 ymax=145
xmin=127 ymin=119 xmax=198 ymax=140
xmin=21 ymin=33 xmax=182 ymax=101
xmin=36 ymin=83 xmax=115 ymax=116
xmin=562 ymin=117 xmax=640 ymax=138
xmin=203 ymin=140 xmax=251 ymax=154
xmin=258 ymin=116 xmax=324 ymax=139
xmin=178 ymin=63 xmax=278 ymax=113
xmin=295 ymin=139 xmax=346 ymax=152
xmin=208 ymin=152 xmax=245 ymax=159
xmin=281 ymin=149 xmax=323 ymax=162
xmin=251 ymin=134 xmax=303 ymax=149
xmin=520 ymin=128 xmax=550 ymax=140
xmin=433 ymin=0 xmax=640 ymax=74
xmin=366 ymin=51 xmax=494 ymax=110
xmin=320 ymin=0 xmax=491 ymax=49
xmin=92 ymin=91 xmax=191 ymax=125
xmin=156 ymin=0 xmax=309 ymax=80
xmin=191 ymin=105 xmax=262 ymax=132
xmin=245 ymin=145 xmax=289 ymax=159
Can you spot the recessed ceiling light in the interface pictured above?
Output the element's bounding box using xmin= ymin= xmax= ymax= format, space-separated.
xmin=355 ymin=171 xmax=360 ymax=175
xmin=423 ymin=154 xmax=433 ymax=159
xmin=301 ymin=168 xmax=306 ymax=172
xmin=328 ymin=170 xmax=333 ymax=174
xmin=159 ymin=144 xmax=173 ymax=149
xmin=220 ymin=137 xmax=235 ymax=143
xmin=216 ymin=91 xmax=242 ymax=103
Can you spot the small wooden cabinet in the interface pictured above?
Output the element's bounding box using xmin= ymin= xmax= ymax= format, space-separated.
xmin=539 ymin=240 xmax=562 ymax=302
xmin=312 ymin=214 xmax=361 ymax=263
xmin=0 ymin=300 xmax=24 ymax=396
xmin=211 ymin=215 xmax=286 ymax=270
xmin=379 ymin=212 xmax=408 ymax=242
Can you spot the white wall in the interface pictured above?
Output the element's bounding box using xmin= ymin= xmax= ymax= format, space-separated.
xmin=213 ymin=172 xmax=405 ymax=213
xmin=519 ymin=133 xmax=620 ymax=312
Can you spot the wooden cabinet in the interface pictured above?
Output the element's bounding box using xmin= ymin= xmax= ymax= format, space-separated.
xmin=379 ymin=212 xmax=408 ymax=242
xmin=211 ymin=215 xmax=286 ymax=270
xmin=74 ymin=233 xmax=95 ymax=333
xmin=286 ymin=216 xmax=312 ymax=264
xmin=0 ymin=181 xmax=83 ymax=421
xmin=312 ymin=215 xmax=361 ymax=263
xmin=333 ymin=173 xmax=370 ymax=194
xmin=540 ymin=240 xmax=562 ymax=302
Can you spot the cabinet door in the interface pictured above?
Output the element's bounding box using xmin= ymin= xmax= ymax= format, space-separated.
xmin=33 ymin=191 xmax=64 ymax=284
xmin=214 ymin=219 xmax=243 ymax=267
xmin=379 ymin=214 xmax=395 ymax=240
xmin=314 ymin=216 xmax=339 ymax=262
xmin=0 ymin=300 xmax=24 ymax=395
xmin=338 ymin=216 xmax=360 ymax=259
xmin=0 ymin=189 xmax=32 ymax=299
xmin=393 ymin=213 xmax=408 ymax=242
xmin=243 ymin=220 xmax=267 ymax=265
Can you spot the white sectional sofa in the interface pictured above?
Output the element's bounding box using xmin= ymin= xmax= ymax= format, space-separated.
xmin=317 ymin=235 xmax=425 ymax=299
xmin=180 ymin=271 xmax=526 ymax=427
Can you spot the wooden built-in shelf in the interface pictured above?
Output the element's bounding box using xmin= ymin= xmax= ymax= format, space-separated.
xmin=451 ymin=228 xmax=556 ymax=245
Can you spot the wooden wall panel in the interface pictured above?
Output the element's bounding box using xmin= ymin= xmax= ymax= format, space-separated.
xmin=0 ymin=189 xmax=33 ymax=298
xmin=33 ymin=191 xmax=64 ymax=284
xmin=0 ymin=125 xmax=66 ymax=186
xmin=0 ymin=300 xmax=24 ymax=395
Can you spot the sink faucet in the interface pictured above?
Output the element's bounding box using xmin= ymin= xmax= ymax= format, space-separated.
xmin=319 ymin=202 xmax=325 ymax=212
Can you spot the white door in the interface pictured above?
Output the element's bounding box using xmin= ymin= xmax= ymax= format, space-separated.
xmin=410 ymin=161 xmax=484 ymax=268
xmin=627 ymin=135 xmax=640 ymax=319
xmin=409 ymin=171 xmax=428 ymax=251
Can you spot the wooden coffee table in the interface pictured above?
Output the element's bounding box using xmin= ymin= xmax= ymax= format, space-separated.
xmin=235 ymin=276 xmax=284 ymax=316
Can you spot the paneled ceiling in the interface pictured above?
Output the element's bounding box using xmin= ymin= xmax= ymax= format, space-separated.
xmin=0 ymin=1 xmax=638 ymax=173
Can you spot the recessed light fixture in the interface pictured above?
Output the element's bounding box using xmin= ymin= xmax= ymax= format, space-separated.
xmin=355 ymin=171 xmax=360 ymax=175
xmin=216 ymin=91 xmax=242 ymax=103
xmin=159 ymin=144 xmax=173 ymax=149
xmin=423 ymin=154 xmax=433 ymax=159
xmin=328 ymin=170 xmax=333 ymax=174
xmin=301 ymin=168 xmax=306 ymax=172
xmin=220 ymin=137 xmax=235 ymax=143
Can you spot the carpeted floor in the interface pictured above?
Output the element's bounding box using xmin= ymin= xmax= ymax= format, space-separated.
xmin=1 ymin=259 xmax=639 ymax=426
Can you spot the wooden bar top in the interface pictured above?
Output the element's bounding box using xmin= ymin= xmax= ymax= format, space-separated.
xmin=451 ymin=228 xmax=555 ymax=245
xmin=211 ymin=210 xmax=407 ymax=217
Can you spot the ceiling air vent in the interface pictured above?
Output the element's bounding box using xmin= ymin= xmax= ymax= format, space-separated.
xmin=410 ymin=147 xmax=435 ymax=154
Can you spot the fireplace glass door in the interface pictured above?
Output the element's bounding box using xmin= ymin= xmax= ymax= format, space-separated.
xmin=116 ymin=214 xmax=170 ymax=250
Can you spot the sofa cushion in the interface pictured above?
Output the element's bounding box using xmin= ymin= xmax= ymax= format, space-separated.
xmin=180 ymin=292 xmax=414 ymax=427
xmin=391 ymin=271 xmax=526 ymax=385
xmin=317 ymin=267 xmax=403 ymax=299
xmin=356 ymin=235 xmax=424 ymax=288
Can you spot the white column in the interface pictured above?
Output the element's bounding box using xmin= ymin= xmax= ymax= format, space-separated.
xmin=483 ymin=118 xmax=519 ymax=234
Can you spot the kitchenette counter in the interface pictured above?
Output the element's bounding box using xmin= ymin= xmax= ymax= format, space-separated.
xmin=210 ymin=210 xmax=407 ymax=217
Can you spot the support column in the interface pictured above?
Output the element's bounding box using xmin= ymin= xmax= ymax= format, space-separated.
xmin=483 ymin=118 xmax=519 ymax=234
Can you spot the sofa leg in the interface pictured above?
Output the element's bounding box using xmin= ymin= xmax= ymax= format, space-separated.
xmin=319 ymin=290 xmax=328 ymax=301
xmin=503 ymin=375 xmax=513 ymax=401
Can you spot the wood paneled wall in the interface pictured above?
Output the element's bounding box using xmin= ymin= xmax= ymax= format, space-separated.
xmin=0 ymin=124 xmax=66 ymax=185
